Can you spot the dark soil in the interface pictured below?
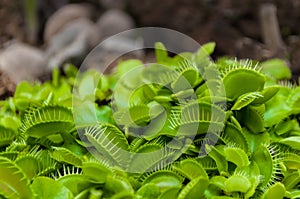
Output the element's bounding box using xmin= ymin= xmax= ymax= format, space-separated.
xmin=127 ymin=0 xmax=300 ymax=59
xmin=0 ymin=70 xmax=15 ymax=100
xmin=0 ymin=0 xmax=26 ymax=47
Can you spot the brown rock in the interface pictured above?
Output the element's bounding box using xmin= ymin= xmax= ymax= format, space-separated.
xmin=96 ymin=9 xmax=135 ymax=39
xmin=0 ymin=42 xmax=47 ymax=83
xmin=44 ymin=4 xmax=95 ymax=43
xmin=46 ymin=18 xmax=101 ymax=69
xmin=234 ymin=37 xmax=268 ymax=60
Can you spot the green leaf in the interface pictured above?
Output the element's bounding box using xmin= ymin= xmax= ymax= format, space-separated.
xmin=200 ymin=42 xmax=216 ymax=56
xmin=178 ymin=177 xmax=209 ymax=199
xmin=171 ymin=61 xmax=199 ymax=91
xmin=169 ymin=101 xmax=225 ymax=136
xmin=194 ymin=42 xmax=215 ymax=67
xmin=129 ymin=143 xmax=178 ymax=173
xmin=142 ymin=170 xmax=184 ymax=191
xmin=282 ymin=153 xmax=300 ymax=170
xmin=104 ymin=175 xmax=133 ymax=196
xmin=110 ymin=191 xmax=135 ymax=199
xmin=239 ymin=105 xmax=265 ymax=133
xmin=0 ymin=157 xmax=33 ymax=198
xmin=206 ymin=145 xmax=228 ymax=174
xmin=115 ymin=104 xmax=151 ymax=127
xmin=0 ymin=126 xmax=16 ymax=147
xmin=222 ymin=67 xmax=265 ymax=100
xmin=116 ymin=59 xmax=143 ymax=77
xmin=51 ymin=147 xmax=82 ymax=166
xmin=129 ymin=84 xmax=156 ymax=105
xmin=285 ymin=189 xmax=300 ymax=199
xmin=31 ymin=176 xmax=73 ymax=199
xmin=209 ymin=175 xmax=227 ymax=191
xmin=252 ymin=145 xmax=278 ymax=187
xmin=264 ymin=86 xmax=292 ymax=127
xmin=252 ymin=86 xmax=279 ymax=105
xmin=15 ymin=155 xmax=40 ymax=180
xmin=141 ymin=64 xmax=177 ymax=86
xmin=223 ymin=146 xmax=249 ymax=167
xmin=20 ymin=105 xmax=74 ymax=138
xmin=136 ymin=183 xmax=160 ymax=199
xmin=288 ymin=86 xmax=300 ymax=114
xmin=261 ymin=59 xmax=291 ymax=80
xmin=96 ymin=105 xmax=114 ymax=123
xmin=225 ymin=175 xmax=251 ymax=193
xmin=75 ymin=70 xmax=100 ymax=101
xmin=243 ymin=129 xmax=270 ymax=154
xmin=279 ymin=136 xmax=300 ymax=150
xmin=274 ymin=119 xmax=299 ymax=136
xmin=174 ymin=159 xmax=208 ymax=180
xmin=57 ymin=174 xmax=92 ymax=196
xmin=81 ymin=161 xmax=113 ymax=183
xmin=282 ymin=170 xmax=300 ymax=190
xmin=240 ymin=162 xmax=261 ymax=198
xmin=84 ymin=123 xmax=130 ymax=168
xmin=155 ymin=42 xmax=169 ymax=64
xmin=231 ymin=92 xmax=263 ymax=110
xmin=221 ymin=122 xmax=249 ymax=152
xmin=158 ymin=187 xmax=181 ymax=199
xmin=262 ymin=182 xmax=286 ymax=199
xmin=0 ymin=115 xmax=21 ymax=132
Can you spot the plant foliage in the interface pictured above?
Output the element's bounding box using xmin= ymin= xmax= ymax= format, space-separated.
xmin=0 ymin=44 xmax=299 ymax=198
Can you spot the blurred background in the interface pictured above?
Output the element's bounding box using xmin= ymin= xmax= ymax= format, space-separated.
xmin=0 ymin=0 xmax=299 ymax=96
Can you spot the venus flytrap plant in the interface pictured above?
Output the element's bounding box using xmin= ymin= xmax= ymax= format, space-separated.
xmin=0 ymin=43 xmax=299 ymax=198
xmin=0 ymin=126 xmax=17 ymax=148
xmin=0 ymin=156 xmax=34 ymax=198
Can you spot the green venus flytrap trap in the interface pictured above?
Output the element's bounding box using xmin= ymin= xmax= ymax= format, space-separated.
xmin=0 ymin=42 xmax=299 ymax=198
